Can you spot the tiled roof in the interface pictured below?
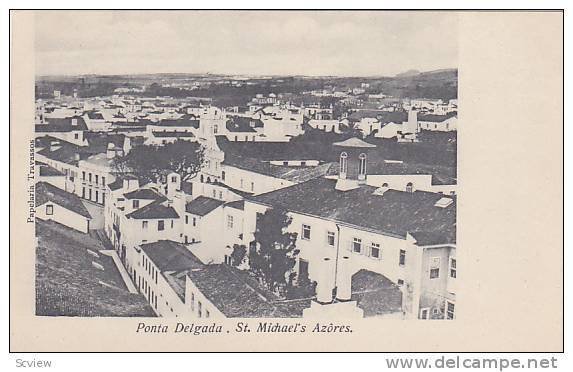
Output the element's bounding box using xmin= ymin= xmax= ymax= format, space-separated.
xmin=35 ymin=219 xmax=155 ymax=317
xmin=225 ymin=199 xmax=245 ymax=210
xmin=186 ymin=264 xmax=292 ymax=318
xmin=333 ymin=137 xmax=377 ymax=148
xmin=108 ymin=179 xmax=124 ymax=191
xmin=152 ymin=130 xmax=195 ymax=138
xmin=250 ymin=177 xmax=456 ymax=245
xmin=223 ymin=154 xmax=336 ymax=183
xmin=215 ymin=136 xmax=324 ymax=161
xmin=141 ymin=240 xmax=203 ymax=272
xmin=35 ymin=181 xmax=92 ymax=219
xmin=85 ymin=132 xmax=126 ymax=152
xmin=348 ymin=110 xmax=408 ymax=123
xmin=225 ymin=117 xmax=260 ymax=133
xmin=351 ymin=269 xmax=403 ymax=316
xmin=126 ymin=201 xmax=179 ymax=220
xmin=156 ymin=118 xmax=200 ymax=128
xmin=185 ymin=196 xmax=224 ymax=216
xmin=418 ymin=113 xmax=457 ymax=122
xmin=36 ymin=116 xmax=88 ymax=132
xmin=86 ymin=111 xmax=105 ymax=120
xmin=37 ymin=161 xmax=65 ymax=177
xmin=123 ymin=188 xmax=165 ymax=200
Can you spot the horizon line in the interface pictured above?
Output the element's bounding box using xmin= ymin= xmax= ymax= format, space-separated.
xmin=35 ymin=67 xmax=458 ymax=80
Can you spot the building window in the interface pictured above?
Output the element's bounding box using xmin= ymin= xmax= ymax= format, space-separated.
xmin=430 ymin=257 xmax=440 ymax=279
xmin=133 ymin=200 xmax=139 ymax=209
xmin=250 ymin=182 xmax=254 ymax=192
xmin=406 ymin=182 xmax=413 ymax=193
xmin=420 ymin=308 xmax=429 ymax=319
xmin=358 ymin=153 xmax=367 ymax=177
xmin=171 ymin=175 xmax=177 ymax=182
xmin=185 ymin=215 xmax=189 ymax=224
xmin=446 ymin=301 xmax=455 ymax=320
xmin=327 ymin=231 xmax=335 ymax=246
xmin=450 ymin=258 xmax=457 ymax=278
xmin=370 ymin=243 xmax=381 ymax=259
xmin=227 ymin=215 xmax=234 ymax=229
xmin=89 ymin=173 xmax=92 ymax=182
xmin=399 ymin=249 xmax=406 ymax=266
xmin=352 ymin=238 xmax=362 ymax=253
xmin=397 ymin=279 xmax=404 ymax=286
xmin=430 ymin=267 xmax=440 ymax=279
xmin=142 ymin=221 xmax=148 ymax=229
xmin=283 ymin=161 xmax=288 ymax=166
xmin=95 ymin=175 xmax=99 ymax=184
xmin=88 ymin=188 xmax=92 ymax=200
xmin=212 ymin=189 xmax=217 ymax=198
xmin=301 ymin=224 xmax=311 ymax=240
xmin=158 ymin=220 xmax=165 ymax=231
xmin=74 ymin=133 xmax=79 ymax=139
xmin=221 ymin=171 xmax=225 ymax=181
xmin=82 ymin=171 xmax=85 ymax=180
xmin=171 ymin=220 xmax=174 ymax=228
xmin=192 ymin=217 xmax=196 ymax=227
xmin=46 ymin=205 xmax=53 ymax=215
xmin=95 ymin=191 xmax=99 ymax=203
xmin=205 ymin=310 xmax=210 ymax=318
xmin=82 ymin=187 xmax=85 ymax=198
xmin=190 ymin=293 xmax=195 ymax=311
xmin=339 ymin=152 xmax=348 ymax=176
xmin=240 ymin=179 xmax=244 ymax=189
xmin=198 ymin=301 xmax=202 ymax=317
xmin=102 ymin=176 xmax=106 ymax=185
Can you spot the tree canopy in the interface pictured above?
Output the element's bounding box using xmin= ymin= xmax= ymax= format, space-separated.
xmin=113 ymin=140 xmax=205 ymax=183
xmin=248 ymin=208 xmax=299 ymax=297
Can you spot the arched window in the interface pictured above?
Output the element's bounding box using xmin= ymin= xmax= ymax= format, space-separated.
xmin=339 ymin=152 xmax=348 ymax=178
xmin=358 ymin=153 xmax=367 ymax=179
xmin=406 ymin=182 xmax=413 ymax=193
xmin=382 ymin=183 xmax=389 ymax=187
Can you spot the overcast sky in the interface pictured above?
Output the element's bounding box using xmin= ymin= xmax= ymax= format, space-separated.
xmin=34 ymin=11 xmax=458 ymax=77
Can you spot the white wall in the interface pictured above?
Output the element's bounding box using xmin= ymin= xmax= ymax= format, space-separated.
xmin=222 ymin=165 xmax=295 ymax=195
xmin=36 ymin=202 xmax=90 ymax=233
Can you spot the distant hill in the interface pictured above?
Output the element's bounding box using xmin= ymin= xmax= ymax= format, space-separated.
xmin=375 ymin=68 xmax=458 ymax=100
xmin=395 ymin=69 xmax=421 ymax=78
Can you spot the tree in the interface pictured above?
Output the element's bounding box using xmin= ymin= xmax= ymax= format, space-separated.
xmin=248 ymin=208 xmax=299 ymax=297
xmin=112 ymin=140 xmax=205 ymax=183
xmin=230 ymin=244 xmax=247 ymax=267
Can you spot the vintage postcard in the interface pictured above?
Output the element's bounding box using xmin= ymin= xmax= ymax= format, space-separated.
xmin=9 ymin=10 xmax=563 ymax=352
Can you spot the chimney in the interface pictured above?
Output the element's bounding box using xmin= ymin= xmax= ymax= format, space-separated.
xmin=315 ymin=257 xmax=335 ymax=304
xmin=335 ymin=256 xmax=352 ymax=301
xmin=106 ymin=143 xmax=116 ymax=159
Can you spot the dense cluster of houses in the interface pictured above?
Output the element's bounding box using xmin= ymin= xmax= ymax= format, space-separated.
xmin=34 ymin=87 xmax=457 ymax=320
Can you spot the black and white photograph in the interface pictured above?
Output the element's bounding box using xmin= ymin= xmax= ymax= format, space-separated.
xmin=31 ymin=11 xmax=458 ymax=320
xmin=8 ymin=7 xmax=565 ymax=356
